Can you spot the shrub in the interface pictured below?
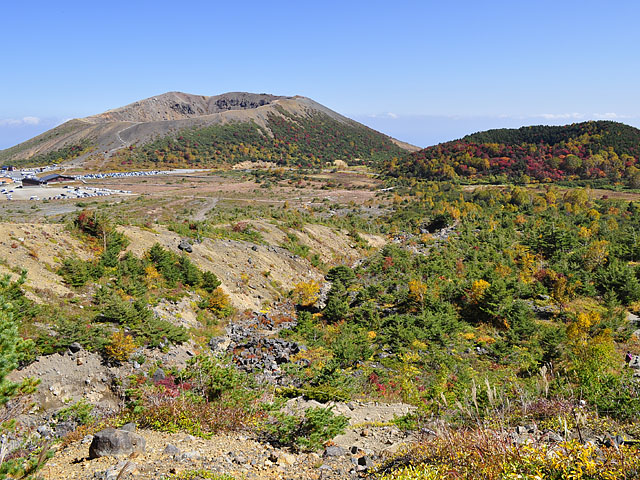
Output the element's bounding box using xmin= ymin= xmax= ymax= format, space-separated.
xmin=58 ymin=257 xmax=93 ymax=287
xmin=322 ymin=281 xmax=350 ymax=322
xmin=131 ymin=316 xmax=188 ymax=348
xmin=326 ymin=265 xmax=355 ymax=287
xmin=201 ymin=271 xmax=221 ymax=293
xmin=56 ymin=399 xmax=96 ymax=426
xmin=127 ymin=355 xmax=259 ymax=437
xmin=292 ymin=280 xmax=320 ymax=307
xmin=260 ymin=406 xmax=348 ymax=451
xmin=105 ymin=330 xmax=137 ymax=362
xmin=199 ymin=287 xmax=233 ymax=318
xmin=375 ymin=429 xmax=640 ymax=480
xmin=0 ymin=274 xmax=50 ymax=477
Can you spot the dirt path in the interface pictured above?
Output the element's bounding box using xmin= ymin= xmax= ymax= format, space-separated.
xmin=192 ymin=196 xmax=219 ymax=221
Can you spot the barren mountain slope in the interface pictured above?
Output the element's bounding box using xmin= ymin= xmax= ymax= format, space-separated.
xmin=0 ymin=91 xmax=417 ymax=166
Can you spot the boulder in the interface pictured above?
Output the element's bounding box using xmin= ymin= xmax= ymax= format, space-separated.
xmin=162 ymin=444 xmax=180 ymax=456
xmin=178 ymin=239 xmax=193 ymax=253
xmin=323 ymin=445 xmax=346 ymax=457
xmin=119 ymin=422 xmax=137 ymax=432
xmin=152 ymin=368 xmax=166 ymax=382
xmin=89 ymin=427 xmax=146 ymax=459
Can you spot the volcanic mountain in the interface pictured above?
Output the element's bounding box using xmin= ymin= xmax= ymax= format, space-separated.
xmin=0 ymin=92 xmax=417 ymax=169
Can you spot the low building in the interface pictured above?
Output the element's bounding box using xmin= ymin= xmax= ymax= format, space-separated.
xmin=22 ymin=174 xmax=75 ymax=186
xmin=22 ymin=177 xmax=44 ymax=186
xmin=40 ymin=173 xmax=76 ymax=184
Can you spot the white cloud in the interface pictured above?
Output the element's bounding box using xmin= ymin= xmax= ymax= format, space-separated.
xmin=536 ymin=113 xmax=585 ymax=120
xmin=364 ymin=112 xmax=400 ymax=120
xmin=22 ymin=116 xmax=40 ymax=125
xmin=0 ymin=116 xmax=41 ymax=127
xmin=593 ymin=112 xmax=631 ymax=119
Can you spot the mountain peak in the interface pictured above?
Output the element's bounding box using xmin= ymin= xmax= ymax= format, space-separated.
xmin=0 ymin=91 xmax=415 ymax=169
xmin=86 ymin=91 xmax=290 ymax=123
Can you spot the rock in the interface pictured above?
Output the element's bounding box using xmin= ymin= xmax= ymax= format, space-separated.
xmin=178 ymin=239 xmax=193 ymax=253
xmin=178 ymin=450 xmax=201 ymax=462
xmin=37 ymin=424 xmax=53 ymax=438
xmin=277 ymin=452 xmax=297 ymax=466
xmin=604 ymin=434 xmax=626 ymax=447
xmin=119 ymin=422 xmax=137 ymax=432
xmin=545 ymin=432 xmax=564 ymax=443
xmin=82 ymin=435 xmax=93 ymax=444
xmin=515 ymin=426 xmax=528 ymax=435
xmin=232 ymin=454 xmax=248 ymax=464
xmin=152 ymin=368 xmax=166 ymax=382
xmin=55 ymin=420 xmax=78 ymax=438
xmin=162 ymin=444 xmax=180 ymax=456
xmin=209 ymin=336 xmax=231 ymax=354
xmin=89 ymin=428 xmax=146 ymax=459
xmin=323 ymin=446 xmax=345 ymax=457
xmin=102 ymin=461 xmax=138 ymax=480
xmin=68 ymin=342 xmax=82 ymax=353
xmin=357 ymin=455 xmax=374 ymax=470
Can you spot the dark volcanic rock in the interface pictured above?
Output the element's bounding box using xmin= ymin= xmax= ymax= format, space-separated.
xmin=89 ymin=428 xmax=146 ymax=459
xmin=178 ymin=239 xmax=193 ymax=253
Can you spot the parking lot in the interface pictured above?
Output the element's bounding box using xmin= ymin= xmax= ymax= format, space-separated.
xmin=0 ymin=185 xmax=131 ymax=201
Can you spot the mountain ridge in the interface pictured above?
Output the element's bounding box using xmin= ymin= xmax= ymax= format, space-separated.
xmin=0 ymin=92 xmax=417 ymax=168
xmin=389 ymin=120 xmax=640 ymax=184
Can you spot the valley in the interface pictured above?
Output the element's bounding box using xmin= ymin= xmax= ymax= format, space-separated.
xmin=1 ymin=93 xmax=640 ymax=480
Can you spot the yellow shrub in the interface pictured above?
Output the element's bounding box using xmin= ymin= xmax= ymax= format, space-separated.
xmin=408 ymin=280 xmax=428 ymax=305
xmin=469 ymin=279 xmax=490 ymax=303
xmin=292 ymin=280 xmax=320 ymax=307
xmin=105 ymin=330 xmax=137 ymax=362
xmin=204 ymin=287 xmax=232 ymax=317
xmin=145 ymin=265 xmax=161 ymax=286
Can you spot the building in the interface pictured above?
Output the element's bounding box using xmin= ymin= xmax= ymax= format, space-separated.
xmin=22 ymin=174 xmax=75 ymax=186
xmin=40 ymin=174 xmax=76 ymax=184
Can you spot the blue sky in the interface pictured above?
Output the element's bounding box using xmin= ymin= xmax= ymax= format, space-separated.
xmin=2 ymin=0 xmax=639 ymax=149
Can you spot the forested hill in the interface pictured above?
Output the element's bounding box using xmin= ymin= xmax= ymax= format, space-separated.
xmin=388 ymin=121 xmax=640 ymax=185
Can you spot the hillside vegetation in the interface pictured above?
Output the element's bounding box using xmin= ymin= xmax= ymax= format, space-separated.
xmin=4 ymin=126 xmax=640 ymax=478
xmin=389 ymin=121 xmax=640 ymax=186
xmin=5 ymin=173 xmax=640 ymax=477
xmin=113 ymin=109 xmax=404 ymax=169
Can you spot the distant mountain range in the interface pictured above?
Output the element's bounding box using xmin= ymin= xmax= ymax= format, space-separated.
xmin=388 ymin=121 xmax=640 ymax=185
xmin=0 ymin=92 xmax=417 ymax=169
